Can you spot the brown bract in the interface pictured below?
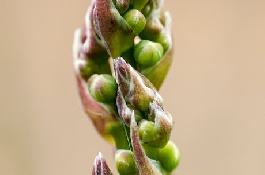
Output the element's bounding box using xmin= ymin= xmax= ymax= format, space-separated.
xmin=76 ymin=73 xmax=118 ymax=143
xmin=73 ymin=28 xmax=118 ymax=143
xmin=93 ymin=0 xmax=135 ymax=58
xmin=147 ymin=100 xmax=173 ymax=147
xmin=114 ymin=58 xmax=163 ymax=112
xmin=82 ymin=0 xmax=109 ymax=60
xmin=116 ymin=89 xmax=132 ymax=126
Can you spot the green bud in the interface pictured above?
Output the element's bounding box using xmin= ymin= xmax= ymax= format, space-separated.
xmin=134 ymin=40 xmax=164 ymax=67
xmin=88 ymin=74 xmax=117 ymax=103
xmin=141 ymin=46 xmax=173 ymax=90
xmin=140 ymin=12 xmax=173 ymax=90
xmin=115 ymin=150 xmax=138 ymax=175
xmin=138 ymin=120 xmax=158 ymax=143
xmin=123 ymin=9 xmax=146 ymax=35
xmin=159 ymin=141 xmax=180 ymax=172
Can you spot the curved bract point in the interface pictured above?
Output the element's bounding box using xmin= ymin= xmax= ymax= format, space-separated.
xmin=92 ymin=152 xmax=113 ymax=175
xmin=93 ymin=0 xmax=135 ymax=58
xmin=82 ymin=0 xmax=109 ymax=59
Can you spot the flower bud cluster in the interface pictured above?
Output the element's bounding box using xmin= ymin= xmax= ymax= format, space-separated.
xmin=73 ymin=0 xmax=179 ymax=174
xmin=114 ymin=58 xmax=179 ymax=173
xmin=91 ymin=0 xmax=173 ymax=90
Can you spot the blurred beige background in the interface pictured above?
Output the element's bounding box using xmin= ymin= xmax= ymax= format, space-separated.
xmin=1 ymin=0 xmax=265 ymax=174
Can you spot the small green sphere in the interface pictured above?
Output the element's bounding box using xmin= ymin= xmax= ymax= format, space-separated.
xmin=88 ymin=74 xmax=117 ymax=103
xmin=123 ymin=9 xmax=146 ymax=34
xmin=138 ymin=120 xmax=157 ymax=143
xmin=158 ymin=141 xmax=180 ymax=172
xmin=115 ymin=150 xmax=138 ymax=175
xmin=134 ymin=40 xmax=164 ymax=67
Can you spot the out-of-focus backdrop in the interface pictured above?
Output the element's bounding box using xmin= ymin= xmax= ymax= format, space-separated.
xmin=1 ymin=0 xmax=265 ymax=175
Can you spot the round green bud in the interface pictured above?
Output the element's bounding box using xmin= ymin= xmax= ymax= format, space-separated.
xmin=134 ymin=40 xmax=164 ymax=67
xmin=115 ymin=150 xmax=138 ymax=175
xmin=123 ymin=9 xmax=146 ymax=34
xmin=138 ymin=120 xmax=158 ymax=143
xmin=88 ymin=74 xmax=117 ymax=103
xmin=138 ymin=118 xmax=170 ymax=148
xmin=158 ymin=141 xmax=180 ymax=172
